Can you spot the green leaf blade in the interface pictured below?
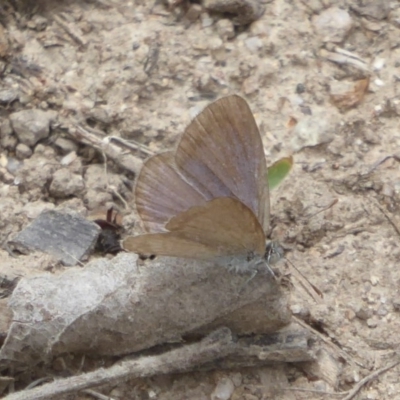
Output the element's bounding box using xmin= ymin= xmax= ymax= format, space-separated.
xmin=268 ymin=156 xmax=293 ymax=190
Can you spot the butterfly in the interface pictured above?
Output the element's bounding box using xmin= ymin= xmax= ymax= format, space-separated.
xmin=123 ymin=95 xmax=276 ymax=272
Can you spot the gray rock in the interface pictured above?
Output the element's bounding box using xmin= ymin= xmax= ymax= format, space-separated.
xmin=49 ymin=168 xmax=85 ymax=198
xmin=216 ymin=19 xmax=235 ymax=40
xmin=22 ymin=200 xmax=55 ymax=219
xmin=0 ymin=119 xmax=17 ymax=150
xmin=0 ymin=88 xmax=18 ymax=103
xmin=10 ymin=210 xmax=100 ymax=266
xmin=15 ymin=143 xmax=33 ymax=159
xmin=351 ymin=0 xmax=390 ymax=20
xmin=10 ymin=109 xmax=58 ymax=147
xmin=290 ymin=112 xmax=336 ymax=151
xmin=211 ymin=377 xmax=235 ymax=400
xmin=54 ymin=137 xmax=78 ymax=154
xmin=312 ymin=7 xmax=353 ymax=43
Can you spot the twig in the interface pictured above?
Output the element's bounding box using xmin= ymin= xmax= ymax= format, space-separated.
xmin=24 ymin=378 xmax=52 ymax=390
xmin=100 ymin=151 xmax=129 ymax=210
xmin=304 ymin=198 xmax=338 ymax=219
xmin=67 ymin=125 xmax=143 ymax=175
xmin=3 ymin=328 xmax=234 ymax=400
xmin=82 ymin=389 xmax=115 ymax=400
xmin=374 ymin=201 xmax=400 ymax=238
xmin=107 ymin=136 xmax=154 ymax=156
xmin=285 ymin=386 xmax=343 ymax=396
xmin=293 ymin=316 xmax=362 ymax=368
xmin=341 ymin=360 xmax=400 ymax=400
xmin=143 ymin=42 xmax=160 ymax=75
xmin=285 ymin=258 xmax=323 ymax=301
xmin=53 ymin=15 xmax=87 ymax=47
xmin=366 ymin=155 xmax=399 ymax=175
xmin=285 ymin=356 xmax=400 ymax=399
xmin=320 ymin=47 xmax=371 ymax=72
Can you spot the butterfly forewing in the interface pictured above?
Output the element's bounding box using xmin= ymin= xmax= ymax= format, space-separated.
xmin=123 ymin=197 xmax=266 ymax=258
xmin=175 ymin=95 xmax=270 ymax=231
xmin=135 ymin=151 xmax=207 ymax=232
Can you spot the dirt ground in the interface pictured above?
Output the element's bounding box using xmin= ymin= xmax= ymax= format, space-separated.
xmin=1 ymin=0 xmax=400 ymax=399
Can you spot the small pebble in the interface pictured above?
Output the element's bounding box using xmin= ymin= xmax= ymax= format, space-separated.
xmin=244 ymin=36 xmax=263 ymax=53
xmin=216 ymin=19 xmax=235 ymax=40
xmin=290 ymin=113 xmax=335 ymax=151
xmin=230 ymin=372 xmax=242 ymax=387
xmin=370 ymin=275 xmax=379 ymax=286
xmin=185 ymin=4 xmax=202 ymax=22
xmin=16 ymin=143 xmax=33 ymax=159
xmin=10 ymin=109 xmax=57 ymax=147
xmin=61 ymin=151 xmax=78 ymax=166
xmin=54 ymin=137 xmax=78 ymax=154
xmin=22 ymin=200 xmax=55 ymax=219
xmin=353 ymin=303 xmax=372 ymax=320
xmin=372 ymin=57 xmax=385 ymax=70
xmin=49 ymin=168 xmax=85 ymax=198
xmin=6 ymin=157 xmax=22 ymax=174
xmin=201 ymin=13 xmax=213 ymax=28
xmin=209 ymin=37 xmax=226 ymax=62
xmin=377 ymin=305 xmax=388 ymax=317
xmin=211 ymin=377 xmax=235 ymax=400
xmin=366 ymin=318 xmax=378 ymax=328
xmin=0 ymin=167 xmax=14 ymax=183
xmin=312 ymin=7 xmax=353 ymax=43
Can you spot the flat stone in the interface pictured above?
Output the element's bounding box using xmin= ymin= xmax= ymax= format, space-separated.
xmin=10 ymin=210 xmax=100 ymax=266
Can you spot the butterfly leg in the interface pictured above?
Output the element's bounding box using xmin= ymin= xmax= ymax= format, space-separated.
xmin=237 ymin=256 xmax=278 ymax=293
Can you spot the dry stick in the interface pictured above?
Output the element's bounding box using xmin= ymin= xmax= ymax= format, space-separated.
xmin=341 ymin=359 xmax=400 ymax=400
xmin=293 ymin=317 xmax=361 ymax=368
xmin=374 ymin=201 xmax=400 ymax=238
xmin=286 ymin=359 xmax=400 ymax=398
xmin=366 ymin=155 xmax=397 ymax=175
xmin=53 ymin=15 xmax=87 ymax=47
xmin=81 ymin=125 xmax=154 ymax=157
xmin=67 ymin=125 xmax=143 ymax=175
xmin=285 ymin=258 xmax=322 ymax=302
xmin=100 ymin=151 xmax=129 ymax=210
xmin=303 ymin=198 xmax=338 ymax=219
xmin=320 ymin=46 xmax=370 ymax=72
xmin=82 ymin=389 xmax=115 ymax=400
xmin=3 ymin=328 xmax=234 ymax=400
xmin=107 ymin=136 xmax=154 ymax=156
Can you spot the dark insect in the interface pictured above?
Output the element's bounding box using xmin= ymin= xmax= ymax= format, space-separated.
xmin=92 ymin=208 xmax=124 ymax=255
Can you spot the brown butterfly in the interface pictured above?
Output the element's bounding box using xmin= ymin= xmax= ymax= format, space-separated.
xmin=123 ymin=95 xmax=274 ymax=272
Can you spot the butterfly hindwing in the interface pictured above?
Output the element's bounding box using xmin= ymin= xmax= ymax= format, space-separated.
xmin=123 ymin=197 xmax=265 ymax=258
